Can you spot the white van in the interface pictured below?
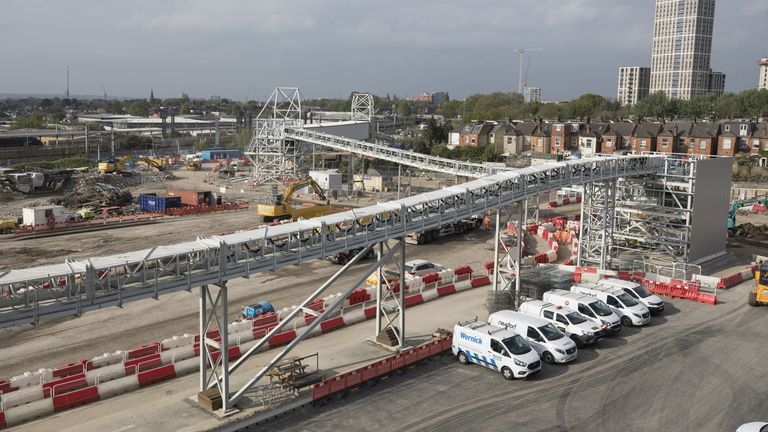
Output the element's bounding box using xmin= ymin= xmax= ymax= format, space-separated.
xmin=452 ymin=319 xmax=541 ymax=380
xmin=598 ymin=278 xmax=665 ymax=314
xmin=518 ymin=300 xmax=604 ymax=347
xmin=571 ymin=283 xmax=651 ymax=327
xmin=542 ymin=289 xmax=622 ymax=334
xmin=488 ymin=310 xmax=577 ymax=364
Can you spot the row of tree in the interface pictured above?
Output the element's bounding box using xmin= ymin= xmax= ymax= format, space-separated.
xmin=436 ymin=89 xmax=768 ymax=123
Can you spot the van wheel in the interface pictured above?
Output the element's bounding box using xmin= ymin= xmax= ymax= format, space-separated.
xmin=501 ymin=367 xmax=514 ymax=380
xmin=621 ymin=316 xmax=633 ymax=327
xmin=457 ymin=351 xmax=469 ymax=365
xmin=571 ymin=336 xmax=584 ymax=348
xmin=541 ymin=352 xmax=555 ymax=364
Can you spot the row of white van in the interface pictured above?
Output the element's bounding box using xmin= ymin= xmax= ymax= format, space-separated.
xmin=451 ymin=278 xmax=666 ymax=380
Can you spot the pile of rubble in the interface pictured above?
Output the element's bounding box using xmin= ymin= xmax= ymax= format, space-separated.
xmin=52 ymin=172 xmax=142 ymax=209
xmin=732 ymin=223 xmax=768 ymax=243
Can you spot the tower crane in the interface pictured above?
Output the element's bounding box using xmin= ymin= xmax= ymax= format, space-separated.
xmin=513 ymin=48 xmax=542 ymax=94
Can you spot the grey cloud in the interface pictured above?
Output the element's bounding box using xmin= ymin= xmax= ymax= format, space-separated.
xmin=1 ymin=0 xmax=765 ymax=101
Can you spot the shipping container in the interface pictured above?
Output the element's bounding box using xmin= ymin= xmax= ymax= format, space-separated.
xmin=167 ymin=189 xmax=215 ymax=206
xmin=309 ymin=170 xmax=342 ymax=191
xmin=139 ymin=194 xmax=181 ymax=213
xmin=200 ymin=150 xmax=242 ymax=162
xmin=22 ymin=205 xmax=65 ymax=226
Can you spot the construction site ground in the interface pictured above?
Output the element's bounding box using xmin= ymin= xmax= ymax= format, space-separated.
xmin=2 ymin=172 xmax=767 ymax=378
xmin=6 ymin=274 xmax=766 ymax=432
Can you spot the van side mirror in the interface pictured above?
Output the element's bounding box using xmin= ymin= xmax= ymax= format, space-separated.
xmin=503 ymin=350 xmax=510 ymax=358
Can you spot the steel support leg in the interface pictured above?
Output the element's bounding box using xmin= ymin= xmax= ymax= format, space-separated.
xmin=227 ymin=244 xmax=397 ymax=407
xmin=199 ymin=282 xmax=231 ymax=411
xmin=398 ymin=238 xmax=406 ymax=342
xmin=578 ymin=180 xmax=617 ymax=269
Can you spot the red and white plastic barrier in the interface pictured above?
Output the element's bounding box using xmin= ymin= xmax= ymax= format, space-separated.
xmin=714 ymin=265 xmax=757 ymax=289
xmin=0 ymin=265 xmax=492 ymax=429
xmin=547 ymin=194 xmax=582 ymax=208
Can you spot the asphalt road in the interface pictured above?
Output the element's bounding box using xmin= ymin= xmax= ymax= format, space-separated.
xmin=262 ymin=281 xmax=768 ymax=432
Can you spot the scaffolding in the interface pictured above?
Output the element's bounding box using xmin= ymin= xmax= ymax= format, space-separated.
xmin=579 ymin=154 xmax=704 ymax=269
xmin=245 ymin=87 xmax=308 ymax=183
xmin=351 ymin=93 xmax=374 ymax=122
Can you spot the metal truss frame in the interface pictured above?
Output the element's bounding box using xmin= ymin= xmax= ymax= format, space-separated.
xmin=284 ymin=127 xmax=509 ymax=178
xmin=375 ymin=240 xmax=406 ymax=346
xmin=209 ymin=244 xmax=399 ymax=408
xmin=245 ymin=87 xmax=306 ymax=183
xmin=577 ymin=179 xmax=617 ymax=269
xmin=611 ymin=156 xmax=696 ymax=264
xmin=199 ymin=282 xmax=231 ymax=410
xmin=0 ymin=155 xmax=664 ymax=328
xmin=491 ymin=203 xmax=525 ymax=308
xmin=351 ymin=93 xmax=374 ymax=122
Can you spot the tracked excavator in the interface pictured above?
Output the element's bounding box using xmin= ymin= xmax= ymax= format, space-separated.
xmin=257 ymin=176 xmax=331 ymax=222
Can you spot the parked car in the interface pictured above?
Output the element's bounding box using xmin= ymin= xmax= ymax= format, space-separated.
xmin=736 ymin=423 xmax=768 ymax=432
xmin=404 ymin=259 xmax=445 ymax=277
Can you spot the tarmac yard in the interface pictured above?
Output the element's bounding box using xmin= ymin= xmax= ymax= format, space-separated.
xmin=266 ymin=279 xmax=768 ymax=432
xmin=6 ymin=273 xmax=767 ymax=432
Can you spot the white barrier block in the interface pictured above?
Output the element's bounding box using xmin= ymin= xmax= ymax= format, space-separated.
xmin=421 ymin=289 xmax=439 ymax=302
xmin=455 ymin=280 xmax=473 ymax=292
xmin=437 ymin=270 xmax=455 ymax=281
xmin=3 ymin=397 xmax=54 ymax=427
xmin=228 ymin=330 xmax=254 ymax=346
xmin=546 ymin=250 xmax=558 ymax=262
xmin=9 ymin=369 xmax=51 ymax=390
xmin=159 ymin=345 xmax=195 ymax=365
xmin=90 ymin=351 xmax=125 ymax=368
xmin=228 ymin=320 xmax=252 ymax=335
xmin=97 ymin=374 xmax=139 ymax=399
xmin=1 ymin=385 xmax=43 ymax=409
xmin=161 ymin=334 xmax=195 ymax=350
xmin=580 ymin=273 xmax=601 ymax=283
xmin=409 ymin=279 xmax=424 ymax=291
xmin=173 ymin=357 xmax=199 ymax=375
xmin=85 ymin=363 xmax=126 ymax=386
xmin=342 ymin=307 xmax=367 ymax=325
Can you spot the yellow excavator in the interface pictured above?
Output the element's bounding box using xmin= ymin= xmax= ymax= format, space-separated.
xmin=98 ymin=155 xmax=132 ymax=174
xmin=257 ymin=176 xmax=331 ymax=222
xmin=98 ymin=155 xmax=167 ymax=174
xmin=138 ymin=156 xmax=168 ymax=171
xmin=748 ymin=259 xmax=768 ymax=307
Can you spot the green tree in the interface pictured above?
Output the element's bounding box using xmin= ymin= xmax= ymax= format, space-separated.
xmin=569 ymin=93 xmax=606 ymax=118
xmin=10 ymin=112 xmax=47 ymax=129
xmin=632 ymin=91 xmax=670 ymax=118
xmin=438 ymin=100 xmax=463 ymax=119
xmin=396 ymin=101 xmax=412 ymax=117
xmin=127 ymin=100 xmax=150 ymax=116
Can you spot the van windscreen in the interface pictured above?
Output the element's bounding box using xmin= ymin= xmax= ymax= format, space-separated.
xmin=566 ymin=312 xmax=587 ymax=324
xmin=633 ymin=285 xmax=652 ymax=298
xmin=502 ymin=335 xmax=532 ymax=356
xmin=590 ymin=300 xmax=613 ymax=317
xmin=616 ymin=292 xmax=639 ymax=307
xmin=538 ymin=323 xmax=564 ymax=341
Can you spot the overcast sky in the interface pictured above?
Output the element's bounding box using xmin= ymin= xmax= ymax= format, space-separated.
xmin=2 ymin=0 xmax=767 ymax=101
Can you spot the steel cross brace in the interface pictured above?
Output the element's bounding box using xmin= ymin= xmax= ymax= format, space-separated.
xmin=491 ymin=202 xmax=526 ymax=309
xmin=375 ymin=239 xmax=406 ymax=347
xmin=199 ymin=282 xmax=231 ymax=410
xmin=221 ymin=243 xmax=399 ymax=408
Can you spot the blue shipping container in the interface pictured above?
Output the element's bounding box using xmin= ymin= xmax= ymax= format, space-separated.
xmin=139 ymin=194 xmax=182 ymax=213
xmin=200 ymin=149 xmax=242 ymax=162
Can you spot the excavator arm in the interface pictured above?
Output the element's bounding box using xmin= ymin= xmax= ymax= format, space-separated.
xmin=283 ymin=176 xmax=327 ymax=205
